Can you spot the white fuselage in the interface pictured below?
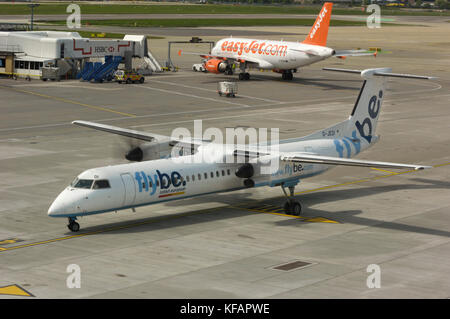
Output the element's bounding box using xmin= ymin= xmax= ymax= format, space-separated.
xmin=48 ymin=135 xmax=369 ymax=218
xmin=210 ymin=38 xmax=334 ymax=70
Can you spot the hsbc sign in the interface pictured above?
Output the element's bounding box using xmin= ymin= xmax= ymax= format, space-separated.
xmin=94 ymin=46 xmax=115 ymax=53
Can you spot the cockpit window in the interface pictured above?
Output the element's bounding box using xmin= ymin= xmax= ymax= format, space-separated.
xmin=93 ymin=180 xmax=110 ymax=189
xmin=71 ymin=179 xmax=93 ymax=189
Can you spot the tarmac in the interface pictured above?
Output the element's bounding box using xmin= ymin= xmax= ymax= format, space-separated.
xmin=0 ymin=18 xmax=449 ymax=298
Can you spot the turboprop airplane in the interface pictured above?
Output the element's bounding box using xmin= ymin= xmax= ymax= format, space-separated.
xmin=181 ymin=2 xmax=376 ymax=81
xmin=48 ymin=68 xmax=433 ymax=232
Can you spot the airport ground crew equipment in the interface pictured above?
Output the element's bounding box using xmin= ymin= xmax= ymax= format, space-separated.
xmin=115 ymin=70 xmax=145 ymax=84
xmin=217 ymin=81 xmax=237 ymax=98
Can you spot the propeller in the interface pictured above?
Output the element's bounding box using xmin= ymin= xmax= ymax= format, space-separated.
xmin=112 ymin=136 xmax=144 ymax=162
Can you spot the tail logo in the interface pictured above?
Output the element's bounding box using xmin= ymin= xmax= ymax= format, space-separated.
xmin=310 ymin=8 xmax=328 ymax=40
xmin=355 ymin=90 xmax=383 ymax=143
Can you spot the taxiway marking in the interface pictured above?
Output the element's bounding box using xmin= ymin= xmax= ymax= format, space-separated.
xmin=0 ymin=284 xmax=34 ymax=297
xmin=231 ymin=203 xmax=339 ymax=223
xmin=0 ymin=85 xmax=136 ymax=118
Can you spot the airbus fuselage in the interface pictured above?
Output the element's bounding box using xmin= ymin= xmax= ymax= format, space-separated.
xmin=211 ymin=38 xmax=334 ymax=70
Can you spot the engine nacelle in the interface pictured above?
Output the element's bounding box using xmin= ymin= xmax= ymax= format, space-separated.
xmin=125 ymin=141 xmax=171 ymax=162
xmin=204 ymin=58 xmax=228 ymax=74
xmin=235 ymin=163 xmax=254 ymax=179
xmin=125 ymin=140 xmax=197 ymax=162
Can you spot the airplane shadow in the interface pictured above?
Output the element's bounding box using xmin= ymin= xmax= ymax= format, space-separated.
xmin=198 ymin=75 xmax=362 ymax=91
xmin=71 ymin=177 xmax=450 ymax=238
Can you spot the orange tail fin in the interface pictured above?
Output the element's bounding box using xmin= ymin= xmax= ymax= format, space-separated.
xmin=302 ymin=2 xmax=333 ymax=47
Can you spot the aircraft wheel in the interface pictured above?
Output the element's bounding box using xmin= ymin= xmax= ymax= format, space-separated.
xmin=284 ymin=201 xmax=301 ymax=216
xmin=244 ymin=72 xmax=250 ymax=80
xmin=284 ymin=202 xmax=292 ymax=214
xmin=291 ymin=201 xmax=302 ymax=216
xmin=68 ymin=221 xmax=80 ymax=232
xmin=238 ymin=73 xmax=244 ymax=80
xmin=126 ymin=78 xmax=132 ymax=84
xmin=140 ymin=77 xmax=145 ymax=83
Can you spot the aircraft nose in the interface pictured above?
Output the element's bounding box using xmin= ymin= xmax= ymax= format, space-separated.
xmin=48 ymin=195 xmax=66 ymax=217
xmin=48 ymin=189 xmax=73 ymax=217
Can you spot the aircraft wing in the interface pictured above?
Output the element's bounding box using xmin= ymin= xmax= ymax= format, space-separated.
xmin=72 ymin=120 xmax=205 ymax=147
xmin=279 ymin=152 xmax=431 ymax=171
xmin=333 ymin=49 xmax=377 ymax=57
xmin=289 ymin=48 xmax=322 ymax=56
xmin=233 ymin=149 xmax=431 ymax=171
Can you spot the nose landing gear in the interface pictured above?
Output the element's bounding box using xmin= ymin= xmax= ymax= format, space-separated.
xmin=67 ymin=217 xmax=80 ymax=232
xmin=281 ymin=184 xmax=302 ymax=216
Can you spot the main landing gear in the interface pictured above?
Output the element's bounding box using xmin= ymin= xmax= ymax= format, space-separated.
xmin=281 ymin=184 xmax=302 ymax=216
xmin=281 ymin=70 xmax=294 ymax=81
xmin=238 ymin=72 xmax=250 ymax=81
xmin=238 ymin=61 xmax=250 ymax=81
xmin=67 ymin=217 xmax=80 ymax=232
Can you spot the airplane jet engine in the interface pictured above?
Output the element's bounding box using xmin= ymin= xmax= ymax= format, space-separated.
xmin=204 ymin=59 xmax=228 ymax=74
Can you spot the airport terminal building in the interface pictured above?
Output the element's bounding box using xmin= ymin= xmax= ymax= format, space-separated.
xmin=0 ymin=30 xmax=160 ymax=81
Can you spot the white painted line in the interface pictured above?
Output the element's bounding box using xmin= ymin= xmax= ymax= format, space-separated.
xmin=134 ymin=84 xmax=252 ymax=108
xmin=147 ymin=79 xmax=283 ymax=104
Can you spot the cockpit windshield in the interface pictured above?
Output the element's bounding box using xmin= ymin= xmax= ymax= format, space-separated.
xmin=71 ymin=178 xmax=94 ymax=189
xmin=93 ymin=180 xmax=110 ymax=189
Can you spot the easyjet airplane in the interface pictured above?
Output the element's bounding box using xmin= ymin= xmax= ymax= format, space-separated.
xmin=48 ymin=68 xmax=433 ymax=232
xmin=182 ymin=2 xmax=375 ymax=80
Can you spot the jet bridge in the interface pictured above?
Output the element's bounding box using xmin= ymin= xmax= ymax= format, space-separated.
xmin=0 ymin=31 xmax=163 ymax=79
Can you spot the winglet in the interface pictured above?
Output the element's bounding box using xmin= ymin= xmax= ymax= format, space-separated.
xmin=415 ymin=166 xmax=432 ymax=170
xmin=302 ymin=2 xmax=333 ymax=47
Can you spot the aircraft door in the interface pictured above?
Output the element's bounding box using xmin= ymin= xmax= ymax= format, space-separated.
xmin=120 ymin=173 xmax=136 ymax=207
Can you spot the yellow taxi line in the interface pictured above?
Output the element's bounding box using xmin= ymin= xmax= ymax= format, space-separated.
xmin=0 ymin=210 xmax=213 ymax=252
xmin=371 ymin=167 xmax=397 ymax=174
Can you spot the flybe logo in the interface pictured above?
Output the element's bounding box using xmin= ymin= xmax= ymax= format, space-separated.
xmin=310 ymin=7 xmax=327 ymax=39
xmin=355 ymin=90 xmax=383 ymax=143
xmin=134 ymin=170 xmax=186 ymax=196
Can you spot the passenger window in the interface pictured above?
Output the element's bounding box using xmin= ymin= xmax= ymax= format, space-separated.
xmin=204 ymin=173 xmax=207 ymax=179
xmin=93 ymin=180 xmax=110 ymax=189
xmin=216 ymin=171 xmax=219 ymax=177
xmin=222 ymin=170 xmax=225 ymax=176
xmin=149 ymin=180 xmax=153 ymax=188
xmin=227 ymin=169 xmax=231 ymax=175
xmin=172 ymin=175 xmax=179 ymax=185
xmin=198 ymin=173 xmax=201 ymax=181
xmin=210 ymin=172 xmax=214 ymax=178
xmin=192 ymin=175 xmax=195 ymax=181
xmin=186 ymin=175 xmax=190 ymax=182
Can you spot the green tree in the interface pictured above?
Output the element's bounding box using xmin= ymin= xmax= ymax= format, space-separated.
xmin=435 ymin=0 xmax=447 ymax=8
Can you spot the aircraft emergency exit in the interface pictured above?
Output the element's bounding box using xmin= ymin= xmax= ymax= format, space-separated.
xmin=48 ymin=68 xmax=434 ymax=232
xmin=181 ymin=2 xmax=376 ymax=81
